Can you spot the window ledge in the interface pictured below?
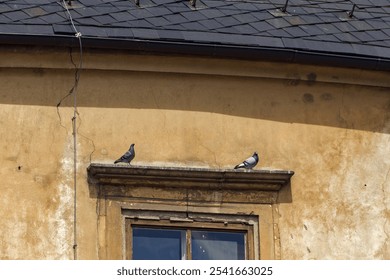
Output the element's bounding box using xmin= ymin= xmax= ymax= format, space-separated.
xmin=87 ymin=163 xmax=293 ymax=193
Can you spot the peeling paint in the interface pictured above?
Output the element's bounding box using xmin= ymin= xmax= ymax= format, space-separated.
xmin=48 ymin=138 xmax=75 ymax=259
xmin=48 ymin=183 xmax=73 ymax=259
xmin=1 ymin=48 xmax=389 ymax=259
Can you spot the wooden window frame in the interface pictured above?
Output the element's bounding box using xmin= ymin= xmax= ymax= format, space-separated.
xmin=124 ymin=211 xmax=256 ymax=260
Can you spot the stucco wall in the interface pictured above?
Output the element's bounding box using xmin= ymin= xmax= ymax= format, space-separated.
xmin=0 ymin=46 xmax=389 ymax=259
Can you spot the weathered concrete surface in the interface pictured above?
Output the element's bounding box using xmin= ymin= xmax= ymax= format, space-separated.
xmin=0 ymin=46 xmax=389 ymax=259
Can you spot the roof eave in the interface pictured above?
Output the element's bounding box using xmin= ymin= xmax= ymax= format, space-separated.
xmin=1 ymin=34 xmax=389 ymax=71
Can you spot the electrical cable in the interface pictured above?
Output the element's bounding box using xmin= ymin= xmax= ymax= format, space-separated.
xmin=58 ymin=0 xmax=83 ymax=261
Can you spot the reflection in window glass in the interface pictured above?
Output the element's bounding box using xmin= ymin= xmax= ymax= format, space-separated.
xmin=132 ymin=227 xmax=186 ymax=260
xmin=191 ymin=230 xmax=245 ymax=260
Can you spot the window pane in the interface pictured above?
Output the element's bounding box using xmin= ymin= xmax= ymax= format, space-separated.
xmin=132 ymin=227 xmax=186 ymax=260
xmin=191 ymin=230 xmax=246 ymax=260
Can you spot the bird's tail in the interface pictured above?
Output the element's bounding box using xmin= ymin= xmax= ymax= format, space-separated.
xmin=114 ymin=159 xmax=120 ymax=164
xmin=234 ymin=164 xmax=242 ymax=169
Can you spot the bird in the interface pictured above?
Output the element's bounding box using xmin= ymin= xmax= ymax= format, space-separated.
xmin=234 ymin=152 xmax=259 ymax=170
xmin=114 ymin=144 xmax=135 ymax=165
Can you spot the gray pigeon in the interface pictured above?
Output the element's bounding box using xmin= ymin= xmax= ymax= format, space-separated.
xmin=114 ymin=144 xmax=135 ymax=164
xmin=234 ymin=152 xmax=259 ymax=169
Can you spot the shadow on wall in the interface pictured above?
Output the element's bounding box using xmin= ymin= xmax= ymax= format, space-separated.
xmin=1 ymin=67 xmax=389 ymax=134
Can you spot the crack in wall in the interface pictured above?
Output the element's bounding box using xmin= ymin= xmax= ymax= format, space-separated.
xmin=55 ymin=34 xmax=83 ymax=258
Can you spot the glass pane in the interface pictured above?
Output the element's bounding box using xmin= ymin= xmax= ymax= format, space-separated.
xmin=191 ymin=230 xmax=246 ymax=260
xmin=132 ymin=227 xmax=186 ymax=260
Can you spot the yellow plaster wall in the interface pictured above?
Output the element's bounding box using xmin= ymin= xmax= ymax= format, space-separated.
xmin=0 ymin=46 xmax=389 ymax=259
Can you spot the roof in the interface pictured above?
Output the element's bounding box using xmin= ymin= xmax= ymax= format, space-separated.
xmin=1 ymin=0 xmax=390 ymax=70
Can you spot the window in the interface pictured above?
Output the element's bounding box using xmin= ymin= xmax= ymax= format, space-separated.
xmin=125 ymin=211 xmax=256 ymax=260
xmin=132 ymin=227 xmax=245 ymax=260
xmin=87 ymin=164 xmax=294 ymax=260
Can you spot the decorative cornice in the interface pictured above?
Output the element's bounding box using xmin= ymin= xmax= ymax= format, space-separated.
xmin=87 ymin=163 xmax=294 ymax=192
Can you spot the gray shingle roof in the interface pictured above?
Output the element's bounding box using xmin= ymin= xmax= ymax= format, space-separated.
xmin=1 ymin=0 xmax=389 ymax=69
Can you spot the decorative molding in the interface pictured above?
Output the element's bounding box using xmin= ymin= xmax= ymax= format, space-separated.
xmin=87 ymin=163 xmax=294 ymax=204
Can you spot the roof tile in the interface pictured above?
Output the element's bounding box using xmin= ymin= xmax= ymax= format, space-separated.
xmin=3 ymin=11 xmax=31 ymax=22
xmin=78 ymin=25 xmax=108 ymax=37
xmin=53 ymin=24 xmax=75 ymax=35
xmin=21 ymin=18 xmax=47 ymax=25
xmin=334 ymin=32 xmax=361 ymax=43
xmin=104 ymin=27 xmax=134 ymax=38
xmin=77 ymin=7 xmax=102 ymax=17
xmin=181 ymin=11 xmax=208 ymax=22
xmin=374 ymin=41 xmax=390 ymax=48
xmin=284 ymin=26 xmax=309 ymax=37
xmin=94 ymin=15 xmax=118 ymax=25
xmin=25 ymin=7 xmax=47 ymax=17
xmin=198 ymin=19 xmax=224 ymax=30
xmin=2 ymin=23 xmax=51 ymax=35
xmin=232 ymin=13 xmax=259 ymax=25
xmin=220 ymin=6 xmax=245 ymax=16
xmin=252 ymin=2 xmax=277 ymax=11
xmin=39 ymin=13 xmax=67 ymax=24
xmin=382 ymin=29 xmax=390 ymax=37
xmin=111 ymin=11 xmax=136 ymax=22
xmin=368 ymin=19 xmax=390 ymax=30
xmin=40 ymin=3 xmax=64 ymax=13
xmin=331 ymin=22 xmax=357 ymax=33
xmin=350 ymin=31 xmax=375 ymax=42
xmin=215 ymin=16 xmax=241 ymax=27
xmin=317 ymin=23 xmax=342 ymax=34
xmin=0 ymin=14 xmax=9 ymax=23
xmin=127 ymin=19 xmax=154 ymax=28
xmin=199 ymin=9 xmax=226 ymax=19
xmin=348 ymin=20 xmax=375 ymax=31
xmin=163 ymin=13 xmax=188 ymax=25
xmin=266 ymin=17 xmax=291 ymax=29
xmin=309 ymin=34 xmax=340 ymax=43
xmin=128 ymin=8 xmax=155 ymax=20
xmin=20 ymin=0 xmax=49 ymax=4
xmin=74 ymin=17 xmax=100 ymax=26
xmin=157 ymin=29 xmax=185 ymax=41
xmin=233 ymin=2 xmax=258 ymax=11
xmin=366 ymin=30 xmax=389 ymax=41
xmin=183 ymin=31 xmax=216 ymax=43
xmin=146 ymin=16 xmax=171 ymax=27
xmin=300 ymin=25 xmax=325 ymax=36
xmin=78 ymin=0 xmax=106 ymax=6
xmin=253 ymin=11 xmax=275 ymax=21
xmin=267 ymin=28 xmax=293 ymax=38
xmin=285 ymin=16 xmax=307 ymax=26
xmin=0 ymin=0 xmax=389 ymax=62
xmin=180 ymin=22 xmax=209 ymax=31
xmin=249 ymin=21 xmax=273 ymax=33
xmin=204 ymin=0 xmax=227 ymax=8
xmin=166 ymin=3 xmax=189 ymax=14
xmin=132 ymin=28 xmax=160 ymax=40
xmin=233 ymin=24 xmax=260 ymax=35
xmin=145 ymin=7 xmax=172 ymax=17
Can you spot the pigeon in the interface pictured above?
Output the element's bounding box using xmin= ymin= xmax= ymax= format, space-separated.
xmin=114 ymin=144 xmax=135 ymax=165
xmin=234 ymin=152 xmax=259 ymax=170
